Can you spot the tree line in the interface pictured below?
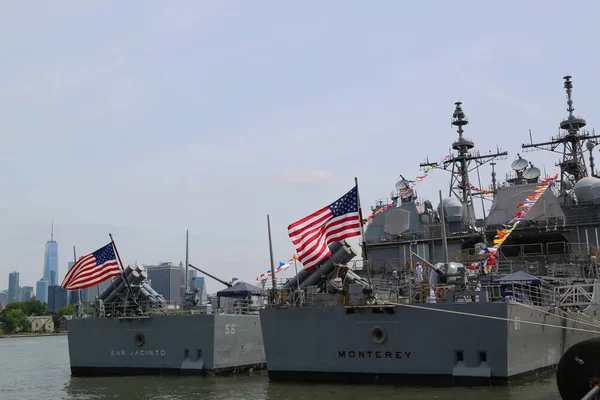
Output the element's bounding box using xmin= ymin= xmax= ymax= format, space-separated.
xmin=0 ymin=300 xmax=75 ymax=333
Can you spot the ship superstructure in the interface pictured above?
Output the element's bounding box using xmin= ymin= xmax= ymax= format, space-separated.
xmin=358 ymin=101 xmax=506 ymax=279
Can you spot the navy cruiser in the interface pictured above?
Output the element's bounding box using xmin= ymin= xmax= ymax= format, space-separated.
xmin=259 ymin=76 xmax=600 ymax=385
xmin=67 ymin=232 xmax=266 ymax=376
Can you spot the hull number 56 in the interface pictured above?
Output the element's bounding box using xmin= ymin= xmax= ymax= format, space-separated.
xmin=225 ymin=324 xmax=236 ymax=335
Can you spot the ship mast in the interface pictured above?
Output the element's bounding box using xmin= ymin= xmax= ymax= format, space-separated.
xmin=522 ymin=75 xmax=600 ymax=204
xmin=421 ymin=102 xmax=507 ymax=221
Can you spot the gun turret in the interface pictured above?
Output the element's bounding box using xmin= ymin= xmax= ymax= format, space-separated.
xmin=411 ymin=252 xmax=467 ymax=287
xmin=411 ymin=252 xmax=446 ymax=277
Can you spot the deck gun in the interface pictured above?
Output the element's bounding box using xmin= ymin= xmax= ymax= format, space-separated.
xmin=410 ymin=252 xmax=468 ymax=289
xmin=185 ymin=263 xmax=233 ymax=308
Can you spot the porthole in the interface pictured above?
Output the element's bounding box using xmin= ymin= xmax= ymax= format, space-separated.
xmin=371 ymin=326 xmax=387 ymax=345
xmin=134 ymin=333 xmax=145 ymax=347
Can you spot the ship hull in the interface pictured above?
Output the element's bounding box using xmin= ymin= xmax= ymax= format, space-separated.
xmin=259 ymin=302 xmax=599 ymax=385
xmin=67 ymin=313 xmax=266 ymax=376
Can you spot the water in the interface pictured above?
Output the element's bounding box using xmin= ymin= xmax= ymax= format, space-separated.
xmin=0 ymin=336 xmax=561 ymax=400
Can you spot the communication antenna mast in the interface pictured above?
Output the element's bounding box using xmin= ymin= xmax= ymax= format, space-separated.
xmin=421 ymin=102 xmax=507 ymax=221
xmin=522 ymin=75 xmax=600 ymax=203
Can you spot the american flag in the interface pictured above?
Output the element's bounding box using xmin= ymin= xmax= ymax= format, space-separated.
xmin=61 ymin=243 xmax=121 ymax=290
xmin=288 ymin=185 xmax=361 ymax=270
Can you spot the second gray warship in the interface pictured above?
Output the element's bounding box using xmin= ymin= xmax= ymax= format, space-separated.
xmin=66 ymin=233 xmax=266 ymax=376
xmin=259 ymin=76 xmax=600 ymax=385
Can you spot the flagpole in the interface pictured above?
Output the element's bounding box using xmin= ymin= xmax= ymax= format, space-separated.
xmin=355 ymin=177 xmax=372 ymax=288
xmin=108 ymin=233 xmax=137 ymax=305
xmin=293 ymin=256 xmax=300 ymax=292
xmin=267 ymin=214 xmax=278 ymax=304
xmin=185 ymin=229 xmax=189 ymax=294
xmin=73 ymin=245 xmax=81 ymax=318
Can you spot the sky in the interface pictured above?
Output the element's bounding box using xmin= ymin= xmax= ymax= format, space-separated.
xmin=1 ymin=0 xmax=600 ymax=294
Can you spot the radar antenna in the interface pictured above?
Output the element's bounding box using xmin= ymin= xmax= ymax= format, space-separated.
xmin=522 ymin=75 xmax=600 ymax=203
xmin=420 ymin=102 xmax=507 ymax=221
xmin=391 ymin=174 xmax=414 ymax=203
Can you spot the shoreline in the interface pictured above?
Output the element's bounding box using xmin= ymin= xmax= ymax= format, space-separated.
xmin=0 ymin=332 xmax=67 ymax=339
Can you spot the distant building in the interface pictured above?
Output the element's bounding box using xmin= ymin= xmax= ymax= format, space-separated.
xmin=145 ymin=262 xmax=181 ymax=304
xmin=0 ymin=291 xmax=7 ymax=305
xmin=188 ymin=268 xmax=198 ymax=290
xmin=43 ymin=222 xmax=59 ymax=286
xmin=8 ymin=271 xmax=19 ymax=304
xmin=179 ymin=261 xmax=186 ymax=302
xmin=67 ymin=261 xmax=82 ymax=305
xmin=48 ymin=285 xmax=68 ymax=311
xmin=59 ymin=315 xmax=73 ymax=331
xmin=82 ymin=280 xmax=109 ymax=303
xmin=20 ymin=286 xmax=34 ymax=302
xmin=28 ymin=316 xmax=54 ymax=333
xmin=0 ymin=301 xmax=4 ymax=313
xmin=36 ymin=278 xmax=48 ymax=304
xmin=190 ymin=276 xmax=208 ymax=303
xmin=179 ymin=262 xmax=200 ymax=302
xmin=179 ymin=261 xmax=185 ymax=287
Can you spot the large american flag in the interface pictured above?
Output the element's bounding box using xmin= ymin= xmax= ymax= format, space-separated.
xmin=61 ymin=243 xmax=121 ymax=290
xmin=288 ymin=185 xmax=361 ymax=270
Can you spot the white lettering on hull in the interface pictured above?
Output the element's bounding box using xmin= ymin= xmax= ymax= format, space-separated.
xmin=110 ymin=350 xmax=167 ymax=356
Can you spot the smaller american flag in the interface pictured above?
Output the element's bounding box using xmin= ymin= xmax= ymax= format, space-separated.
xmin=288 ymin=185 xmax=361 ymax=270
xmin=61 ymin=243 xmax=121 ymax=290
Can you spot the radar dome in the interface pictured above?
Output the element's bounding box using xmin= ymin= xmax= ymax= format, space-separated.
xmin=437 ymin=197 xmax=463 ymax=222
xmin=591 ymin=180 xmax=600 ymax=205
xmin=574 ymin=177 xmax=600 ymax=204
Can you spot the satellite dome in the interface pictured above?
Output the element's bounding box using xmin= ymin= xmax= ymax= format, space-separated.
xmin=574 ymin=177 xmax=600 ymax=204
xmin=437 ymin=197 xmax=463 ymax=222
xmin=511 ymin=154 xmax=529 ymax=171
xmin=591 ymin=180 xmax=600 ymax=205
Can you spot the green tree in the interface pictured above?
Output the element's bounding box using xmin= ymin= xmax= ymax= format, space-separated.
xmin=23 ymin=300 xmax=49 ymax=316
xmin=3 ymin=300 xmax=49 ymax=317
xmin=52 ymin=304 xmax=74 ymax=327
xmin=4 ymin=302 xmax=28 ymax=315
xmin=0 ymin=309 xmax=29 ymax=333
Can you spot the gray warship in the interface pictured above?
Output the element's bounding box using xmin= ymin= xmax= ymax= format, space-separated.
xmin=259 ymin=75 xmax=600 ymax=385
xmin=66 ymin=234 xmax=266 ymax=376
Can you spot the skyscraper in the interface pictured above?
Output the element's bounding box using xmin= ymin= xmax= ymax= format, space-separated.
xmin=146 ymin=262 xmax=181 ymax=303
xmin=8 ymin=271 xmax=19 ymax=304
xmin=190 ymin=276 xmax=207 ymax=303
xmin=20 ymin=286 xmax=34 ymax=302
xmin=43 ymin=221 xmax=59 ymax=286
xmin=188 ymin=268 xmax=198 ymax=291
xmin=36 ymin=278 xmax=48 ymax=304
xmin=48 ymin=285 xmax=68 ymax=311
xmin=67 ymin=261 xmax=81 ymax=305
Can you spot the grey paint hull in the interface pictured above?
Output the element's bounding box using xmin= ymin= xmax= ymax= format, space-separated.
xmin=259 ymin=303 xmax=599 ymax=385
xmin=67 ymin=313 xmax=265 ymax=376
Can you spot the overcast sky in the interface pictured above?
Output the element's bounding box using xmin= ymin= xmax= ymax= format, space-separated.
xmin=1 ymin=1 xmax=599 ymax=294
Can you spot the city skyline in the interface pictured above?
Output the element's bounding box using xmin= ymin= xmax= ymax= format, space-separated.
xmin=1 ymin=227 xmax=264 ymax=301
xmin=1 ymin=219 xmax=301 ymax=295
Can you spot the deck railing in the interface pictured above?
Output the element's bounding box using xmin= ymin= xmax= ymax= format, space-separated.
xmin=263 ymin=279 xmax=561 ymax=309
xmin=78 ymin=297 xmax=266 ymax=319
xmin=554 ymin=283 xmax=599 ymax=307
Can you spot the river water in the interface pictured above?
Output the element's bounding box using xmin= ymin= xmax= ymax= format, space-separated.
xmin=0 ymin=335 xmax=562 ymax=400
